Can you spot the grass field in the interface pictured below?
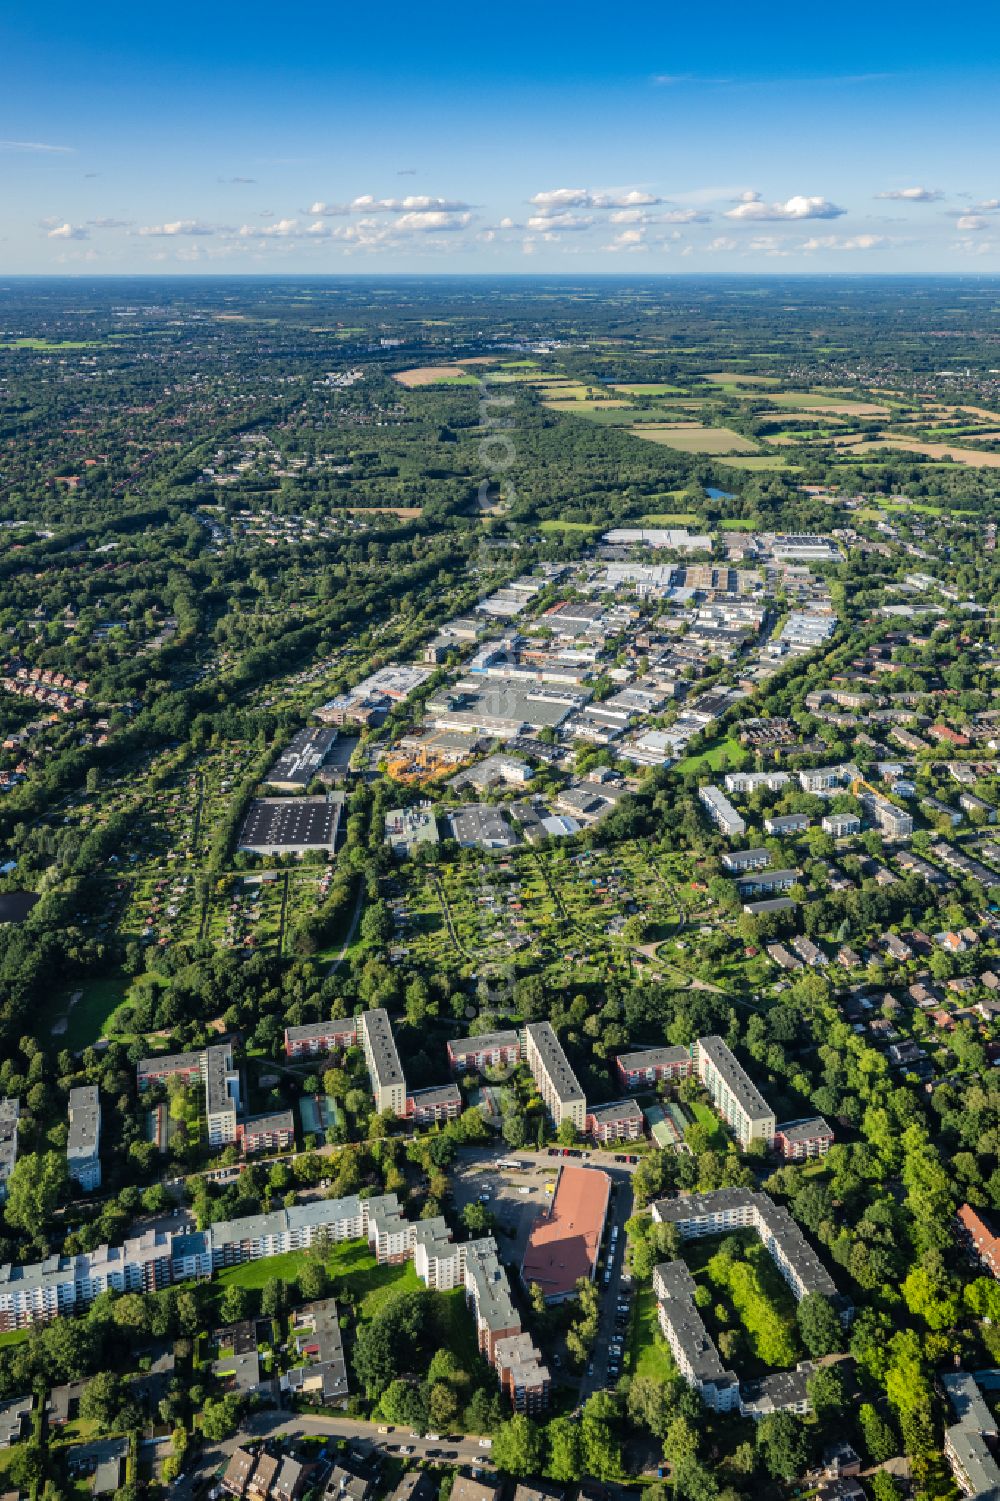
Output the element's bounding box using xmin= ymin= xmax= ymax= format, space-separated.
xmin=673 ymin=735 xmax=747 ymax=775
xmin=52 ymin=975 xmax=130 ymax=1050
xmin=631 ymin=425 xmax=759 ymax=454
xmin=4 ymin=336 xmax=103 ymax=350
xmin=538 ymin=519 xmax=601 ymax=535
xmin=637 ymin=512 xmax=701 ymax=525
xmin=717 ymin=518 xmax=757 ymax=530
xmin=717 ymin=455 xmax=801 ymax=471
xmin=629 ymin=1284 xmax=677 ymax=1382
xmin=215 ymin=1238 xmax=421 ymax=1311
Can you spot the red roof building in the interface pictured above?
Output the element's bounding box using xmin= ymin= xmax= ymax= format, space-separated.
xmin=958 ymin=1203 xmax=1000 ymax=1278
xmin=520 ymin=1165 xmax=610 ymax=1303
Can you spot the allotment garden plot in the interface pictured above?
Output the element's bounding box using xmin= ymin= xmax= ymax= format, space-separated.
xmin=393 ymin=842 xmax=698 ymax=979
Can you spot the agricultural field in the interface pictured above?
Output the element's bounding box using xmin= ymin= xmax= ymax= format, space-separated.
xmin=630 ymin=425 xmax=760 ymax=454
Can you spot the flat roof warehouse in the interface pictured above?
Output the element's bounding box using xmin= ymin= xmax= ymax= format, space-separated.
xmin=237 ymin=795 xmax=341 ymax=854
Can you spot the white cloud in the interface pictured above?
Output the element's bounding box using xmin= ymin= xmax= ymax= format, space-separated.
xmin=974 ymin=199 xmax=1000 ymax=212
xmin=46 ymin=222 xmax=89 ymax=240
xmin=800 ymin=233 xmax=887 ymax=251
xmin=88 ymin=217 xmax=131 ymax=229
xmin=875 ymin=186 xmax=942 ymax=201
xmin=659 ymin=208 xmax=709 ymax=224
xmin=529 ymin=186 xmax=661 ymax=215
xmin=602 ymin=227 xmax=647 ymax=252
xmin=0 ymin=139 xmax=73 ymax=153
xmin=237 ymin=218 xmax=303 ymax=239
xmin=609 ymin=208 xmax=647 ymax=224
xmin=706 ymin=236 xmax=739 ymax=252
xmin=725 ymin=190 xmax=845 ymax=221
xmin=392 ymin=209 xmax=471 ymax=231
xmin=526 ymin=212 xmax=594 ymax=231
xmin=957 ymin=214 xmax=989 ymax=231
xmin=137 ymin=220 xmax=216 ymax=236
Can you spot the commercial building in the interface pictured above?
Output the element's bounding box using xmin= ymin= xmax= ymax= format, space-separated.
xmin=265 ymin=727 xmax=339 ymax=791
xmin=67 ymin=1086 xmax=101 ymax=1192
xmin=699 ymin=785 xmax=746 ymax=838
xmin=616 ymin=1044 xmax=694 ymax=1090
xmin=523 ymin=1022 xmax=586 ymax=1132
xmin=695 ymin=1036 xmax=775 ymax=1147
xmin=447 ymin=1031 xmax=522 ymax=1075
xmin=520 ymin=1164 xmax=611 ymax=1303
xmin=237 ymin=796 xmax=341 ymax=856
xmin=283 ymin=1020 xmax=359 ymax=1060
xmin=358 ymin=1009 xmax=407 ymax=1117
xmin=585 ymin=1098 xmax=644 ymax=1144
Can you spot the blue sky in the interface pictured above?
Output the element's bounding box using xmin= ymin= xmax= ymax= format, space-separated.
xmin=3 ymin=0 xmax=999 ymax=273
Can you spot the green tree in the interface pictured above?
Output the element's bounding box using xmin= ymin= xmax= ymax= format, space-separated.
xmin=492 ymin=1414 xmax=544 ymax=1476
xmin=200 ymin=1393 xmax=243 ymax=1441
xmin=756 ymin=1412 xmax=809 ymax=1480
xmin=545 ymin=1415 xmax=583 ymax=1481
xmin=581 ymin=1391 xmax=624 ymax=1482
xmin=859 ymin=1403 xmax=899 ymax=1465
xmin=796 ymin=1293 xmax=841 ymax=1358
xmin=5 ymin=1150 xmax=68 ymax=1235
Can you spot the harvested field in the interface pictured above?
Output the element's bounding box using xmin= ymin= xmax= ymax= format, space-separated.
xmin=703 ymin=372 xmax=782 ymax=386
xmin=850 ymin=437 xmax=1000 ymax=467
xmin=394 ymin=365 xmax=478 ymax=387
xmin=631 ymin=424 xmax=759 ymax=454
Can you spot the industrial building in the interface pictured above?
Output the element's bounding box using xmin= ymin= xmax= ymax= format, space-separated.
xmin=237 ymin=796 xmax=341 ymax=855
xmin=265 ymin=727 xmax=339 ymax=791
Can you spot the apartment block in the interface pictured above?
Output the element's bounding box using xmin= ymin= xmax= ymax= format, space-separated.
xmin=585 ymin=1098 xmax=645 ymax=1144
xmin=358 ymin=1009 xmax=407 ymax=1117
xmin=0 ymin=1100 xmax=20 ymax=1201
xmin=699 ymin=785 xmax=746 ymax=839
xmin=695 ymin=1036 xmax=775 ymax=1147
xmin=447 ymin=1031 xmax=522 ymax=1074
xmin=205 ymin=1045 xmax=241 ymax=1146
xmin=773 ymin=1116 xmax=834 ymax=1160
xmin=652 ymin=1189 xmax=842 ymax=1307
xmin=283 ymin=1020 xmax=359 ymax=1060
xmin=654 ymin=1261 xmax=740 ymax=1412
xmin=407 ymin=1084 xmax=462 ymax=1126
xmin=616 ymin=1044 xmax=694 ymax=1090
xmin=236 ymin=1111 xmax=295 ymax=1155
xmin=523 ymin=1022 xmax=586 ymax=1131
xmin=67 ymin=1087 xmax=101 ymax=1192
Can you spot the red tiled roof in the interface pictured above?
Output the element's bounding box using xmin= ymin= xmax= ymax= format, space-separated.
xmin=520 ymin=1165 xmax=610 ymax=1300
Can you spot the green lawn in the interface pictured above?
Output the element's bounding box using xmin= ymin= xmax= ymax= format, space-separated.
xmin=689 ymin=1101 xmax=730 ymax=1150
xmin=637 ymin=511 xmax=701 ymax=525
xmin=52 ymin=975 xmax=130 ymax=1050
xmin=673 ymin=735 xmax=748 ymax=775
xmin=629 ymin=1284 xmax=676 ymax=1382
xmin=217 ymin=1238 xmax=422 ymax=1311
xmin=0 ymin=1328 xmax=28 ymax=1349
